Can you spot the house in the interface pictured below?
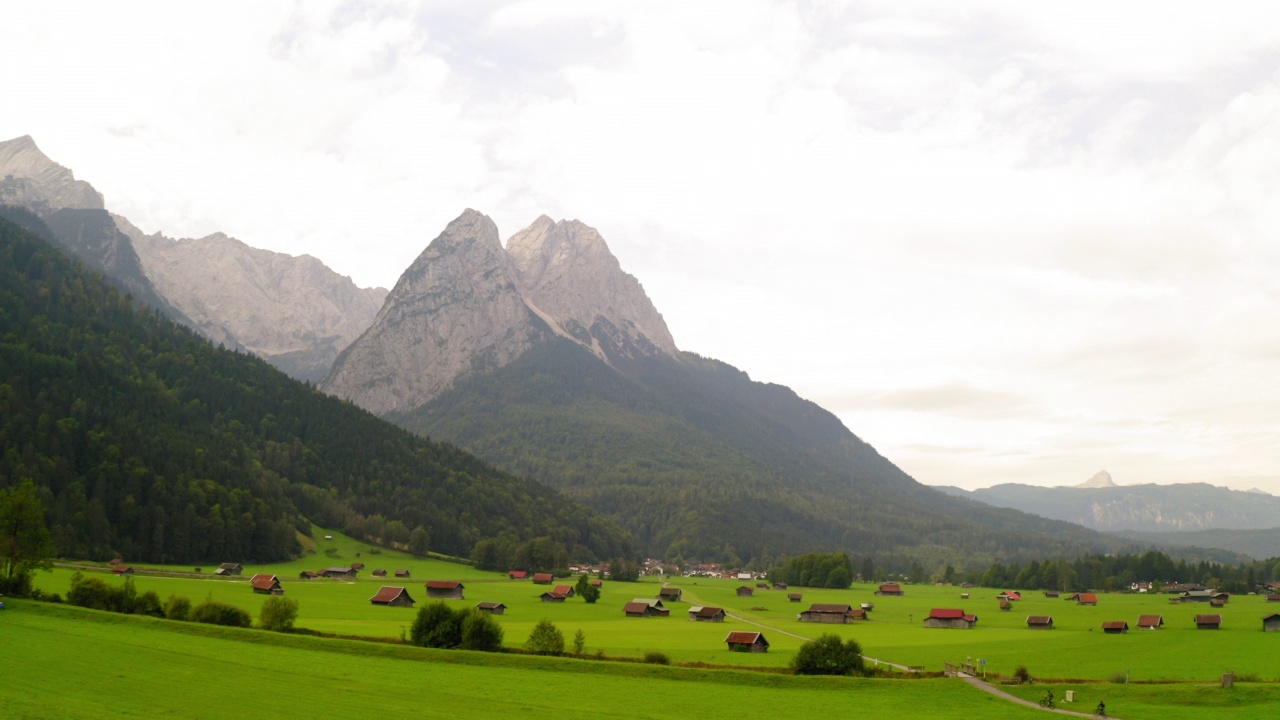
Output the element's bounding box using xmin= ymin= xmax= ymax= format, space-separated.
xmin=395 ymin=569 xmax=411 ymax=578
xmin=1137 ymin=614 xmax=1164 ymax=630
xmin=1101 ymin=621 xmax=1129 ymax=634
xmin=1077 ymin=593 xmax=1098 ymax=606
xmin=475 ymin=601 xmax=506 ymax=615
xmin=1179 ymin=590 xmax=1217 ymax=603
xmin=876 ymin=583 xmax=904 ymax=596
xmin=1026 ymin=615 xmax=1054 ymax=630
xmin=532 ymin=573 xmax=554 ymax=585
xmin=111 ymin=565 xmax=135 ymax=576
xmin=369 ymin=586 xmax=415 ymax=608
xmin=692 ymin=606 xmax=726 ymax=622
xmin=799 ymin=604 xmax=863 ymax=623
xmin=924 ymin=608 xmax=977 ymax=629
xmin=250 ymin=574 xmax=283 ymax=595
xmin=1195 ymin=614 xmax=1222 ymax=630
xmin=788 ymin=593 xmax=803 ymax=603
xmin=215 ymin=563 xmax=243 ymax=576
xmin=508 ymin=570 xmax=528 ymax=580
xmin=319 ymin=567 xmax=357 ymax=579
xmin=735 ymin=586 xmax=754 ymax=597
xmin=351 ymin=562 xmax=365 ymax=570
xmin=372 ymin=569 xmax=387 ymax=577
xmin=298 ymin=571 xmax=316 ymax=580
xmin=1262 ymin=613 xmax=1280 ymax=632
xmin=624 ymin=601 xmax=667 ymax=618
xmin=540 ymin=591 xmax=567 ymax=603
xmin=426 ymin=580 xmax=465 ymax=599
xmin=658 ymin=587 xmax=683 ymax=602
xmin=996 ymin=591 xmax=1022 ymax=601
xmin=725 ymin=631 xmax=769 ymax=653
xmin=553 ymin=584 xmax=575 ymax=598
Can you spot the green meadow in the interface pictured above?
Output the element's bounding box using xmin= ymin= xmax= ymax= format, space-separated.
xmin=31 ymin=529 xmax=1280 ymax=684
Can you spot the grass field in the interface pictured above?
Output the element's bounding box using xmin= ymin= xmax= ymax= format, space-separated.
xmin=0 ymin=600 xmax=1046 ymax=720
xmin=34 ymin=529 xmax=1280 ymax=683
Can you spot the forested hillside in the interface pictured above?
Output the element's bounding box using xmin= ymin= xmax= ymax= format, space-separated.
xmin=0 ymin=213 xmax=632 ymax=565
xmin=400 ymin=339 xmax=1122 ymax=569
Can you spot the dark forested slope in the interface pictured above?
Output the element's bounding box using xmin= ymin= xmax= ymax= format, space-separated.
xmin=0 ymin=215 xmax=631 ymax=564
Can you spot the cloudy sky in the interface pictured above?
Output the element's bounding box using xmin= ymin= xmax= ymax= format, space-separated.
xmin=3 ymin=1 xmax=1279 ymax=492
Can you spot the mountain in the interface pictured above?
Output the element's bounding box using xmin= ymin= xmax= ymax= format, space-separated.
xmin=1075 ymin=470 xmax=1117 ymax=488
xmin=0 ymin=135 xmax=102 ymax=212
xmin=1114 ymin=527 xmax=1280 ymax=561
xmin=325 ymin=209 xmax=1134 ymax=568
xmin=0 ymin=212 xmax=632 ymax=565
xmin=943 ymin=476 xmax=1280 ymax=534
xmin=118 ymin=218 xmax=387 ymax=382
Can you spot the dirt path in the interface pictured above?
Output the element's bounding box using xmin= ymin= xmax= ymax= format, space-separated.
xmin=960 ymin=675 xmax=1113 ymax=718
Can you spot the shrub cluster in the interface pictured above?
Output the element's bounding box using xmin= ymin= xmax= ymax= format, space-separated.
xmin=65 ymin=572 xmax=163 ymax=617
xmin=190 ymin=598 xmax=252 ymax=628
xmin=409 ymin=601 xmax=504 ymax=652
xmin=790 ymin=634 xmax=866 ymax=676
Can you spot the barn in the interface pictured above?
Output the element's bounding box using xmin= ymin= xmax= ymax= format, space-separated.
xmin=215 ymin=563 xmax=243 ymax=576
xmin=540 ymin=591 xmax=567 ymax=603
xmin=799 ymin=604 xmax=861 ymax=624
xmin=624 ymin=601 xmax=667 ymax=618
xmin=1026 ymin=615 xmax=1053 ymax=630
xmin=476 ymin=601 xmax=507 ymax=615
xmin=735 ymin=586 xmax=754 ymax=597
xmin=369 ymin=586 xmax=415 ymax=608
xmin=1263 ymin=613 xmax=1280 ymax=632
xmin=692 ymin=606 xmax=726 ymax=622
xmin=1195 ymin=614 xmax=1222 ymax=630
xmin=250 ymin=574 xmax=283 ymax=595
xmin=725 ymin=631 xmax=770 ymax=653
xmin=875 ymin=583 xmax=904 ymax=596
xmin=1101 ymin=621 xmax=1129 ymax=634
xmin=658 ymin=587 xmax=682 ymax=602
xmin=1137 ymin=614 xmax=1164 ymax=630
xmin=532 ymin=573 xmax=554 ymax=585
xmin=426 ymin=580 xmax=465 ymax=599
xmin=924 ymin=608 xmax=977 ymax=629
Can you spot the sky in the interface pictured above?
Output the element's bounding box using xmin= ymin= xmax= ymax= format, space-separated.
xmin=3 ymin=1 xmax=1279 ymax=493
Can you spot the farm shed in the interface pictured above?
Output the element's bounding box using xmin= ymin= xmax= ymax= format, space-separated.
xmin=475 ymin=601 xmax=506 ymax=615
xmin=773 ymin=582 xmax=787 ymax=590
xmin=725 ymin=631 xmax=769 ymax=653
xmin=799 ymin=604 xmax=863 ymax=623
xmin=215 ymin=563 xmax=242 ymax=576
xmin=250 ymin=574 xmax=283 ymax=595
xmin=1044 ymin=590 xmax=1059 ymax=598
xmin=1263 ymin=613 xmax=1280 ymax=632
xmin=540 ymin=591 xmax=567 ymax=603
xmin=788 ymin=593 xmax=802 ymax=602
xmin=1266 ymin=594 xmax=1280 ymax=603
xmin=624 ymin=601 xmax=667 ymax=618
xmin=395 ymin=569 xmax=411 ymax=578
xmin=1179 ymin=590 xmax=1216 ymax=603
xmin=997 ymin=591 xmax=1021 ymax=601
xmin=552 ymin=584 xmax=575 ymax=598
xmin=508 ymin=570 xmax=528 ymax=580
xmin=658 ymin=587 xmax=682 ymax=602
xmin=876 ymin=583 xmax=904 ymax=596
xmin=692 ymin=607 xmax=726 ymax=622
xmin=1195 ymin=614 xmax=1222 ymax=630
xmin=1077 ymin=593 xmax=1098 ymax=606
xmin=924 ymin=608 xmax=977 ymax=629
xmin=532 ymin=573 xmax=553 ymax=584
xmin=298 ymin=571 xmax=316 ymax=580
xmin=112 ymin=566 xmax=134 ymax=576
xmin=1102 ymin=621 xmax=1129 ymax=634
xmin=736 ymin=586 xmax=754 ymax=597
xmin=1137 ymin=614 xmax=1164 ymax=630
xmin=369 ymin=586 xmax=415 ymax=608
xmin=372 ymin=569 xmax=387 ymax=577
xmin=320 ymin=567 xmax=357 ymax=579
xmin=426 ymin=581 xmax=465 ymax=599
xmin=1026 ymin=615 xmax=1053 ymax=630
xmin=351 ymin=562 xmax=365 ymax=570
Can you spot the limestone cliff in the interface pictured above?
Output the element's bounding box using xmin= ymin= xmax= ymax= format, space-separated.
xmin=0 ymin=135 xmax=103 ymax=213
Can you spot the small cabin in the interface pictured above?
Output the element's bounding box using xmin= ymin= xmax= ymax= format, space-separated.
xmin=996 ymin=591 xmax=1021 ymax=601
xmin=552 ymin=584 xmax=575 ymax=598
xmin=724 ymin=631 xmax=769 ymax=653
xmin=426 ymin=580 xmax=465 ymax=599
xmin=658 ymin=587 xmax=682 ymax=602
xmin=1137 ymin=614 xmax=1164 ymax=630
xmin=1101 ymin=620 xmax=1129 ymax=634
xmin=735 ymin=586 xmax=754 ymax=597
xmin=370 ymin=586 xmax=415 ymax=608
xmin=540 ymin=591 xmax=567 ymax=603
xmin=250 ymin=574 xmax=283 ymax=595
xmin=1262 ymin=613 xmax=1280 ymax=632
xmin=372 ymin=569 xmax=388 ymax=577
xmin=788 ymin=593 xmax=803 ymax=602
xmin=1077 ymin=593 xmax=1098 ymax=606
xmin=692 ymin=606 xmax=726 ymax=622
xmin=475 ymin=601 xmax=506 ymax=615
xmin=298 ymin=571 xmax=317 ymax=580
xmin=1026 ymin=615 xmax=1053 ymax=630
xmin=320 ymin=567 xmax=357 ymax=579
xmin=924 ymin=608 xmax=977 ymax=629
xmin=1044 ymin=590 xmax=1060 ymax=598
xmin=772 ymin=582 xmax=787 ymax=590
xmin=799 ymin=604 xmax=860 ymax=624
xmin=215 ymin=563 xmax=243 ymax=576
xmin=508 ymin=570 xmax=528 ymax=580
xmin=394 ymin=569 xmax=411 ymax=578
xmin=112 ymin=565 xmax=135 ymax=576
xmin=532 ymin=573 xmax=554 ymax=585
xmin=1195 ymin=614 xmax=1222 ymax=630
xmin=624 ymin=601 xmax=667 ymax=618
xmin=876 ymin=583 xmax=904 ymax=596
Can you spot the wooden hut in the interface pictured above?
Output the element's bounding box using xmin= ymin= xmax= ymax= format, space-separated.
xmin=425 ymin=580 xmax=465 ymax=599
xmin=692 ymin=606 xmax=726 ymax=622
xmin=250 ymin=574 xmax=283 ymax=595
xmin=875 ymin=583 xmax=904 ymax=596
xmin=1026 ymin=615 xmax=1053 ymax=630
xmin=1101 ymin=621 xmax=1129 ymax=634
xmin=1262 ymin=613 xmax=1280 ymax=632
xmin=1195 ymin=614 xmax=1222 ymax=630
xmin=799 ymin=604 xmax=861 ymax=624
xmin=724 ymin=631 xmax=769 ymax=653
xmin=924 ymin=608 xmax=977 ymax=629
xmin=475 ymin=601 xmax=507 ymax=615
xmin=1137 ymin=614 xmax=1164 ymax=630
xmin=369 ymin=586 xmax=415 ymax=608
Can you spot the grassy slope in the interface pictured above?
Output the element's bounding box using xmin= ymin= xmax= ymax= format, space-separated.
xmin=34 ymin=536 xmax=1280 ymax=682
xmin=1 ymin=601 xmax=1039 ymax=720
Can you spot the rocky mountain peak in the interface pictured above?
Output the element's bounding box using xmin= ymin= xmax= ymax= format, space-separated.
xmin=322 ymin=209 xmax=550 ymax=415
xmin=1073 ymin=470 xmax=1117 ymax=489
xmin=507 ymin=215 xmax=678 ymax=360
xmin=0 ymin=135 xmax=104 ymax=212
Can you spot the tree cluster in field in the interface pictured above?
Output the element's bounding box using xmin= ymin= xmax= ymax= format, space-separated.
xmin=976 ymin=549 xmax=1280 ymax=594
xmin=0 ymin=479 xmax=55 ymax=595
xmin=408 ymin=601 xmax=504 ymax=652
xmin=574 ymin=574 xmax=600 ymax=603
xmin=0 ymin=214 xmax=632 ymax=566
xmin=790 ymin=634 xmax=867 ymax=676
xmin=769 ymin=551 xmax=853 ymax=588
xmin=63 ymin=570 xmax=252 ymax=627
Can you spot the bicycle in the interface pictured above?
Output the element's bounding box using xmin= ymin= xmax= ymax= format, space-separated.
xmin=1038 ymin=691 xmax=1055 ymax=709
xmin=1095 ymin=701 xmax=1107 ymax=717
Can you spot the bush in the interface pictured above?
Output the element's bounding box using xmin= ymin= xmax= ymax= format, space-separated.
xmin=459 ymin=610 xmax=504 ymax=652
xmin=791 ymin=634 xmax=865 ymax=676
xmin=258 ymin=596 xmax=299 ymax=632
xmin=1107 ymin=671 xmax=1128 ymax=684
xmin=189 ymin=599 xmax=252 ymax=628
xmin=526 ymin=619 xmax=565 ymax=656
xmin=572 ymin=629 xmax=586 ymax=656
xmin=1013 ymin=666 xmax=1032 ymax=684
xmin=643 ymin=651 xmax=670 ymax=665
xmin=67 ymin=572 xmax=137 ymax=614
xmin=410 ymin=601 xmax=462 ymax=649
xmin=164 ymin=595 xmax=191 ymax=621
xmin=134 ymin=590 xmax=164 ymax=618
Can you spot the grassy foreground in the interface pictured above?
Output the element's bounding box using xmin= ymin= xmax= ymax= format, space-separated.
xmin=0 ymin=600 xmax=1042 ymax=720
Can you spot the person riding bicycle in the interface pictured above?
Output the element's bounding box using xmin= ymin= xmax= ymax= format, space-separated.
xmin=1095 ymin=700 xmax=1106 ymax=716
xmin=1039 ymin=689 xmax=1054 ymax=708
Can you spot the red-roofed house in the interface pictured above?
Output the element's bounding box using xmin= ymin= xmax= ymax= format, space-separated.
xmin=1137 ymin=614 xmax=1164 ymax=630
xmin=540 ymin=591 xmax=567 ymax=602
xmin=370 ymin=586 xmax=415 ymax=607
xmin=997 ymin=591 xmax=1022 ymax=601
xmin=799 ymin=604 xmax=861 ymax=624
xmin=692 ymin=606 xmax=726 ymax=622
xmin=924 ymin=608 xmax=977 ymax=629
xmin=1101 ymin=620 xmax=1129 ymax=634
xmin=508 ymin=570 xmax=528 ymax=580
xmin=250 ymin=574 xmax=283 ymax=595
xmin=426 ymin=580 xmax=465 ymax=599
xmin=111 ymin=565 xmax=135 ymax=576
xmin=1195 ymin=614 xmax=1222 ymax=629
xmin=1077 ymin=593 xmax=1098 ymax=606
xmin=725 ymin=631 xmax=770 ymax=652
xmin=1026 ymin=615 xmax=1054 ymax=629
xmin=876 ymin=583 xmax=904 ymax=596
xmin=532 ymin=573 xmax=553 ymax=585
xmin=552 ymin=584 xmax=575 ymax=598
